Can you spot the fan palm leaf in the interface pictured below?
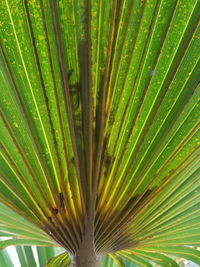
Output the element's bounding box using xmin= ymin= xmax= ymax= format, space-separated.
xmin=0 ymin=0 xmax=199 ymax=266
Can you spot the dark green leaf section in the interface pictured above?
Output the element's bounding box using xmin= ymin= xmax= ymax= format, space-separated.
xmin=95 ymin=0 xmax=200 ymax=257
xmin=15 ymin=247 xmax=32 ymax=267
xmin=0 ymin=0 xmax=199 ymax=266
xmin=21 ymin=247 xmax=37 ymax=267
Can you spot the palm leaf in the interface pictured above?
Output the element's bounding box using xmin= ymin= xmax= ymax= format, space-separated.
xmin=0 ymin=249 xmax=14 ymax=267
xmin=0 ymin=0 xmax=199 ymax=266
xmin=0 ymin=245 xmax=62 ymax=267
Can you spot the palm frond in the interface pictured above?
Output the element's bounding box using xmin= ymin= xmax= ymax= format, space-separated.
xmin=0 ymin=245 xmax=62 ymax=267
xmin=0 ymin=0 xmax=199 ymax=266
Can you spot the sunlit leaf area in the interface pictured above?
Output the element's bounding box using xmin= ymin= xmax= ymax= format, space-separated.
xmin=0 ymin=0 xmax=199 ymax=266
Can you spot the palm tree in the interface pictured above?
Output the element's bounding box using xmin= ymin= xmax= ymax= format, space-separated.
xmin=0 ymin=0 xmax=199 ymax=266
